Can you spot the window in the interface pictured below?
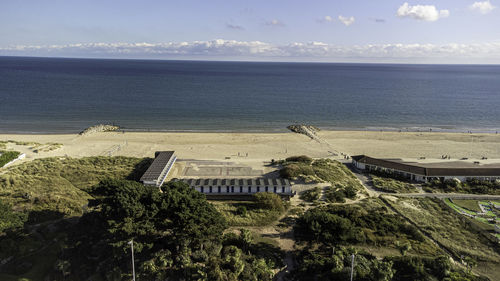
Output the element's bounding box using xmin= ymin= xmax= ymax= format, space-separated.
xmin=218 ymin=186 xmax=221 ymax=193
xmin=240 ymin=186 xmax=243 ymax=193
xmin=248 ymin=187 xmax=251 ymax=193
xmin=231 ymin=186 xmax=234 ymax=193
xmin=273 ymin=186 xmax=277 ymax=193
xmin=282 ymin=186 xmax=285 ymax=193
xmin=265 ymin=186 xmax=268 ymax=192
xmin=201 ymin=186 xmax=204 ymax=193
xmin=209 ymin=186 xmax=212 ymax=193
xmin=257 ymin=186 xmax=260 ymax=192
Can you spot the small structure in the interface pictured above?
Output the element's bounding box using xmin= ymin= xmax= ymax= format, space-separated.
xmin=352 ymin=155 xmax=500 ymax=183
xmin=173 ymin=177 xmax=293 ymax=196
xmin=140 ymin=151 xmax=177 ymax=187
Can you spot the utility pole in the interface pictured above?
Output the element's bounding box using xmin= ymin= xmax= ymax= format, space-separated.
xmin=128 ymin=240 xmax=136 ymax=281
xmin=350 ymin=254 xmax=355 ymax=281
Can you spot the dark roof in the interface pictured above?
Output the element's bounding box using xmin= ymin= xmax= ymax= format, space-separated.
xmin=140 ymin=151 xmax=175 ymax=182
xmin=173 ymin=178 xmax=292 ymax=187
xmin=352 ymin=155 xmax=500 ymax=177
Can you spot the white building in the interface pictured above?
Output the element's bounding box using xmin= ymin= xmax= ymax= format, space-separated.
xmin=174 ymin=177 xmax=293 ymax=196
xmin=140 ymin=151 xmax=177 ymax=187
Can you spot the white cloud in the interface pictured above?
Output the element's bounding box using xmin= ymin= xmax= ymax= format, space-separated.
xmin=318 ymin=15 xmax=334 ymax=23
xmin=266 ymin=19 xmax=285 ymax=26
xmin=470 ymin=1 xmax=496 ymax=14
xmin=397 ymin=2 xmax=450 ymax=21
xmin=2 ymin=40 xmax=500 ymax=63
xmin=338 ymin=15 xmax=355 ymax=26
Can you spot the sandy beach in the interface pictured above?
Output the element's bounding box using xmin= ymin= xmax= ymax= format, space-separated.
xmin=1 ymin=130 xmax=500 ymax=164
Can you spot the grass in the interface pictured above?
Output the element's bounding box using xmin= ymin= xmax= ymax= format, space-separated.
xmin=212 ymin=200 xmax=286 ymax=226
xmin=280 ymin=157 xmax=366 ymax=196
xmin=385 ymin=197 xmax=500 ymax=279
xmin=0 ymin=156 xmax=148 ymax=218
xmin=452 ymin=199 xmax=481 ymax=212
xmin=371 ymin=175 xmax=419 ymax=193
xmin=0 ymin=151 xmax=21 ymax=167
xmin=443 ymin=199 xmax=476 ymax=216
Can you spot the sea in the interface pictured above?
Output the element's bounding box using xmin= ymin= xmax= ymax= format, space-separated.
xmin=1 ymin=56 xmax=500 ymax=134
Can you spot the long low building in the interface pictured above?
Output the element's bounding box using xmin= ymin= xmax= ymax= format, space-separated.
xmin=140 ymin=151 xmax=177 ymax=187
xmin=352 ymin=155 xmax=500 ymax=182
xmin=173 ymin=178 xmax=293 ymax=195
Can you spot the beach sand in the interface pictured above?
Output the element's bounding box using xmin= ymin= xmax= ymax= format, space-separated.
xmin=1 ymin=131 xmax=499 ymax=164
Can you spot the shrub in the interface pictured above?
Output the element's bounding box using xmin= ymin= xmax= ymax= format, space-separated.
xmin=300 ymin=187 xmax=321 ymax=202
xmin=285 ymin=155 xmax=313 ymax=164
xmin=0 ymin=199 xmax=27 ymax=232
xmin=253 ymin=192 xmax=285 ymax=212
xmin=279 ymin=163 xmax=314 ymax=179
xmin=236 ymin=206 xmax=248 ymax=217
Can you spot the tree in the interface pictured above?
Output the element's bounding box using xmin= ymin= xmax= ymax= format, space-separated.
xmin=64 ymin=179 xmax=227 ymax=279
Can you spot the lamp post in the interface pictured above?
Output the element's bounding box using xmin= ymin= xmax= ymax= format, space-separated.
xmin=128 ymin=240 xmax=136 ymax=281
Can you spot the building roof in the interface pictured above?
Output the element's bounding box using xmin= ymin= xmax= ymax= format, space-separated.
xmin=352 ymin=155 xmax=500 ymax=177
xmin=140 ymin=151 xmax=176 ymax=182
xmin=175 ymin=177 xmax=292 ymax=187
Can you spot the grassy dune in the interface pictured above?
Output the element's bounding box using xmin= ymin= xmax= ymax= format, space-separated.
xmin=0 ymin=156 xmax=149 ymax=218
xmin=385 ymin=197 xmax=500 ymax=279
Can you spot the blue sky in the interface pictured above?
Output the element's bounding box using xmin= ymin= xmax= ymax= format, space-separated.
xmin=1 ymin=0 xmax=499 ymax=63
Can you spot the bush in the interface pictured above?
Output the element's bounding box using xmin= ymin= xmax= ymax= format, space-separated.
xmin=279 ymin=163 xmax=315 ymax=179
xmin=300 ymin=187 xmax=321 ymax=202
xmin=253 ymin=192 xmax=285 ymax=212
xmin=236 ymin=206 xmax=248 ymax=217
xmin=285 ymin=155 xmax=313 ymax=164
xmin=324 ymin=185 xmax=356 ymax=203
xmin=0 ymin=199 xmax=27 ymax=232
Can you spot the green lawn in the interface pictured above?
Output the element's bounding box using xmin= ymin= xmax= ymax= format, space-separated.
xmin=0 ymin=150 xmax=21 ymax=167
xmin=452 ymin=199 xmax=481 ymax=212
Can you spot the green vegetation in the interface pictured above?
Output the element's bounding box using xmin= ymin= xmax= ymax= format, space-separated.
xmin=371 ymin=175 xmax=419 ymax=193
xmin=285 ymin=155 xmax=313 ymax=164
xmin=280 ymin=157 xmax=365 ymax=196
xmin=384 ymin=197 xmax=500 ymax=279
xmin=0 ymin=150 xmax=21 ymax=167
xmin=0 ymin=200 xmax=27 ymax=232
xmin=213 ymin=193 xmax=287 ymax=226
xmin=294 ymin=199 xmax=431 ymax=253
xmin=425 ymin=178 xmax=500 ymax=195
xmin=324 ymin=184 xmax=357 ymax=203
xmin=0 ymin=180 xmax=283 ymax=280
xmin=452 ymin=199 xmax=482 ymax=212
xmin=299 ymin=186 xmax=321 ymax=202
xmin=0 ymin=156 xmax=151 ymax=221
xmin=291 ymin=198 xmax=484 ymax=281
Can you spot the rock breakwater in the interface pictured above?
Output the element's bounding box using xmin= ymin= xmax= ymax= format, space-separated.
xmin=79 ymin=124 xmax=120 ymax=136
xmin=287 ymin=124 xmax=321 ymax=140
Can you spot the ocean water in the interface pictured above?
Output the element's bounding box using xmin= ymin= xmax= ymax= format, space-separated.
xmin=1 ymin=56 xmax=500 ymax=133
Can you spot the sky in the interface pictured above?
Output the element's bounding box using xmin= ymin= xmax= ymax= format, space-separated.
xmin=0 ymin=0 xmax=499 ymax=63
